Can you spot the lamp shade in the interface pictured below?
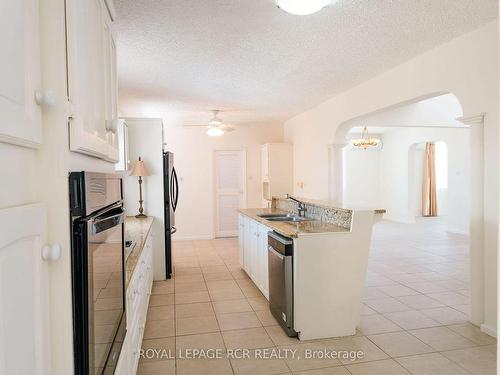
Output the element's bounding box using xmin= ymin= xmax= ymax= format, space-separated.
xmin=130 ymin=157 xmax=150 ymax=177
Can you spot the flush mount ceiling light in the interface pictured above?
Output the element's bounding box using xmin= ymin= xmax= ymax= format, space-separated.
xmin=275 ymin=0 xmax=332 ymax=15
xmin=352 ymin=127 xmax=381 ymax=150
xmin=206 ymin=126 xmax=224 ymax=137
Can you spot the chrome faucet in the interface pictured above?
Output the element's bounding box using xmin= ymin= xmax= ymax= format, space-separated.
xmin=285 ymin=193 xmax=307 ymax=217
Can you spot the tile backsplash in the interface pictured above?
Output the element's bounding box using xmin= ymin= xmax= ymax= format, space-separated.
xmin=272 ymin=197 xmax=352 ymax=229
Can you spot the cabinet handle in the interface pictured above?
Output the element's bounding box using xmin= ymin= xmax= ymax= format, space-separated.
xmin=34 ymin=89 xmax=55 ymax=107
xmin=41 ymin=243 xmax=62 ymax=262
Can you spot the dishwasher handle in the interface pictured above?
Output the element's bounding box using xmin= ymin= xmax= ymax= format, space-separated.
xmin=268 ymin=245 xmax=284 ymax=260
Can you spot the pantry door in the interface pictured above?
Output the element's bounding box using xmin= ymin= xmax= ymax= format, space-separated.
xmin=214 ymin=150 xmax=247 ymax=237
xmin=0 ymin=1 xmax=51 ymax=374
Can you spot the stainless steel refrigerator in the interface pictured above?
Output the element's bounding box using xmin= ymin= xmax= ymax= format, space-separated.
xmin=163 ymin=151 xmax=178 ymax=278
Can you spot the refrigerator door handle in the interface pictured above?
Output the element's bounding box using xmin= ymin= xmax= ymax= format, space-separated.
xmin=169 ymin=170 xmax=175 ymax=211
xmin=171 ymin=167 xmax=179 ymax=211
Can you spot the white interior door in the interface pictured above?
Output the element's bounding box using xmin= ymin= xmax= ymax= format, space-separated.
xmin=214 ymin=150 xmax=246 ymax=237
xmin=0 ymin=204 xmax=50 ymax=375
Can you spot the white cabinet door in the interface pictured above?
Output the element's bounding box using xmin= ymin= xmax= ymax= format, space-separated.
xmin=243 ymin=217 xmax=252 ymax=273
xmin=254 ymin=224 xmax=261 ymax=291
xmin=115 ymin=336 xmax=130 ymax=375
xmin=0 ymin=0 xmax=42 ymax=148
xmin=250 ymin=220 xmax=260 ymax=284
xmin=0 ymin=204 xmax=50 ymax=375
xmin=259 ymin=224 xmax=270 ymax=299
xmin=102 ymin=16 xmax=119 ymax=162
xmin=238 ymin=215 xmax=245 ymax=267
xmin=66 ymin=0 xmax=118 ymax=161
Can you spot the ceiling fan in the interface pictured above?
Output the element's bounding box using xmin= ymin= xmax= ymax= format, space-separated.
xmin=183 ymin=110 xmax=236 ymax=136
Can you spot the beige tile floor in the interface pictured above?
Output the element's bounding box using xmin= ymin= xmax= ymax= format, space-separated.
xmin=137 ymin=218 xmax=496 ymax=375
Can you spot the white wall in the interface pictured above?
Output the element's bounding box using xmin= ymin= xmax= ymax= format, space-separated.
xmin=284 ymin=21 xmax=498 ymax=333
xmin=342 ymin=147 xmax=382 ymax=209
xmin=408 ymin=143 xmax=425 ymax=218
xmin=164 ymin=123 xmax=284 ymax=240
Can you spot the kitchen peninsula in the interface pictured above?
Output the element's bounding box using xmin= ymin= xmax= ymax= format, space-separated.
xmin=238 ymin=197 xmax=384 ymax=340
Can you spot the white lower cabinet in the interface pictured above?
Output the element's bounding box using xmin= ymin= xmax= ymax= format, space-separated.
xmin=238 ymin=215 xmax=245 ymax=267
xmin=243 ymin=218 xmax=252 ymax=273
xmin=115 ymin=231 xmax=154 ymax=375
xmin=249 ymin=220 xmax=259 ymax=283
xmin=238 ymin=214 xmax=270 ymax=299
xmin=259 ymin=223 xmax=270 ymax=298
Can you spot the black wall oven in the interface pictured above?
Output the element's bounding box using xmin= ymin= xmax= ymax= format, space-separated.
xmin=70 ymin=172 xmax=126 ymax=375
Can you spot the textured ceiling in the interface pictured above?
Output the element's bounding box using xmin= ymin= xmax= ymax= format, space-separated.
xmin=114 ymin=0 xmax=497 ymax=126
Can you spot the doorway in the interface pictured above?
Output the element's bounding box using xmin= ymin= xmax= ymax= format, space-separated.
xmin=214 ymin=149 xmax=246 ymax=237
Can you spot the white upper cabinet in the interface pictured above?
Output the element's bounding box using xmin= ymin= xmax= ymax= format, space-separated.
xmin=66 ymin=0 xmax=119 ymax=162
xmin=0 ymin=0 xmax=42 ymax=148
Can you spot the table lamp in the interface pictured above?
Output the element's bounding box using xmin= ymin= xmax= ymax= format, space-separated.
xmin=130 ymin=156 xmax=151 ymax=218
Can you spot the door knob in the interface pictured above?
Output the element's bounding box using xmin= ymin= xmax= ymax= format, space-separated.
xmin=34 ymin=90 xmax=55 ymax=107
xmin=42 ymin=243 xmax=62 ymax=261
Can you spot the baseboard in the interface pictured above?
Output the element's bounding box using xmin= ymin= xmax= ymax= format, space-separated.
xmin=173 ymin=234 xmax=214 ymax=241
xmin=480 ymin=323 xmax=497 ymax=338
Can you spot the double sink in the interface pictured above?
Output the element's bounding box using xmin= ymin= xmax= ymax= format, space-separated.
xmin=257 ymin=213 xmax=312 ymax=222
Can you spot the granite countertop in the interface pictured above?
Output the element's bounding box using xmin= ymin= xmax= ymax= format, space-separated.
xmin=124 ymin=216 xmax=154 ymax=289
xmin=237 ymin=208 xmax=350 ymax=238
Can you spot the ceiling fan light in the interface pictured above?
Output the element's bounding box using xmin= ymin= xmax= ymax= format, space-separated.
xmin=209 ymin=119 xmax=223 ymax=126
xmin=275 ymin=0 xmax=332 ymax=15
xmin=207 ymin=126 xmax=224 ymax=137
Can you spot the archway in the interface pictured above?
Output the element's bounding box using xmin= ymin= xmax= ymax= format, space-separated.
xmin=329 ymin=92 xmax=487 ymax=331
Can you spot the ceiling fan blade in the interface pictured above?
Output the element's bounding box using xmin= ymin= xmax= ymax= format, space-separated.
xmin=183 ymin=124 xmax=208 ymax=128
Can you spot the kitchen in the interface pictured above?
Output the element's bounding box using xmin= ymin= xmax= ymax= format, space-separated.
xmin=0 ymin=1 xmax=498 ymax=375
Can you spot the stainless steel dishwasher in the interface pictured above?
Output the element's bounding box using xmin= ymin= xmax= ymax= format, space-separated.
xmin=268 ymin=231 xmax=297 ymax=337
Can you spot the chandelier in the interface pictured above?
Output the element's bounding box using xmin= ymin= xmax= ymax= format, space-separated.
xmin=352 ymin=127 xmax=381 ymax=149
